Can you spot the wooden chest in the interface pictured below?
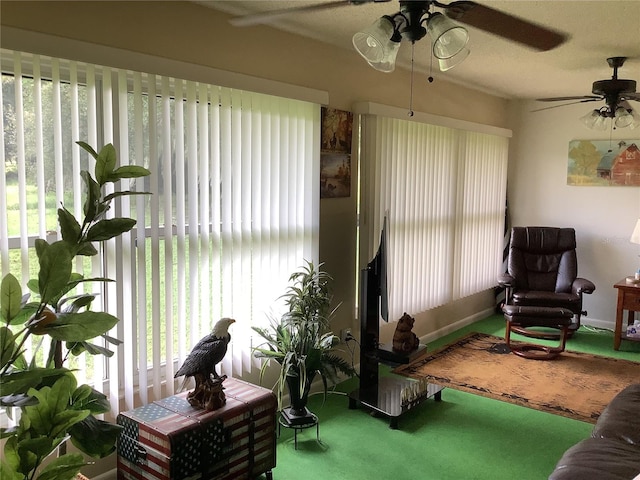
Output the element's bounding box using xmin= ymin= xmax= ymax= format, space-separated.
xmin=117 ymin=378 xmax=276 ymax=480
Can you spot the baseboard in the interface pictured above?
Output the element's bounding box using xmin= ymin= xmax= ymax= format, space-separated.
xmin=413 ymin=309 xmax=615 ymax=340
xmin=342 ymin=307 xmax=495 ymax=377
xmin=417 ymin=307 xmax=496 ymax=345
xmin=581 ymin=317 xmax=614 ymax=332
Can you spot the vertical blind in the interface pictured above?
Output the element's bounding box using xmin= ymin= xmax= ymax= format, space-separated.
xmin=0 ymin=49 xmax=320 ymax=411
xmin=360 ymin=115 xmax=508 ymax=321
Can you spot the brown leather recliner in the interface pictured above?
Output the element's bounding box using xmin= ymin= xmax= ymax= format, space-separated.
xmin=497 ymin=226 xmax=596 ymax=337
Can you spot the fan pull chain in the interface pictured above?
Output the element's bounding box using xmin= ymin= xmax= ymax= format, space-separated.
xmin=408 ymin=42 xmax=415 ymax=117
xmin=608 ymin=119 xmax=614 ymax=152
xmin=428 ymin=39 xmax=434 ymax=83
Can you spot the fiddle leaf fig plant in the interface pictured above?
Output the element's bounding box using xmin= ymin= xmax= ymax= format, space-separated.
xmin=0 ymin=142 xmax=150 ymax=480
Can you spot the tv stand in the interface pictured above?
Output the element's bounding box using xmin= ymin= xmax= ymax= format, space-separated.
xmin=348 ymin=266 xmax=443 ymax=429
xmin=376 ymin=342 xmax=428 ymax=364
xmin=348 ymin=376 xmax=443 ymax=429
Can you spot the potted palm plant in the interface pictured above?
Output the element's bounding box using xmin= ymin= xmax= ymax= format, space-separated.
xmin=0 ymin=142 xmax=150 ymax=480
xmin=252 ymin=261 xmax=355 ymax=425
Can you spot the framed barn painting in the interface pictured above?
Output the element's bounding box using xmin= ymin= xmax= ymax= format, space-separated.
xmin=567 ymin=139 xmax=640 ymax=186
xmin=320 ymin=107 xmax=353 ymax=198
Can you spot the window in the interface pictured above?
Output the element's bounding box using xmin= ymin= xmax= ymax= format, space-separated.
xmin=359 ymin=111 xmax=508 ymax=320
xmin=1 ymin=49 xmax=320 ymax=411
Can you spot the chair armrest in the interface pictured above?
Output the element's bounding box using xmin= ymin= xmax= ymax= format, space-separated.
xmin=572 ymin=278 xmax=595 ymax=295
xmin=497 ymin=273 xmax=515 ymax=288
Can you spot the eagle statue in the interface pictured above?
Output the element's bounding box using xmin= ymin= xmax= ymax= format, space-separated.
xmin=175 ymin=317 xmax=235 ymax=410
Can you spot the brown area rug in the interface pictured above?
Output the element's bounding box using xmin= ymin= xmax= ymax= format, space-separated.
xmin=393 ymin=332 xmax=640 ymax=423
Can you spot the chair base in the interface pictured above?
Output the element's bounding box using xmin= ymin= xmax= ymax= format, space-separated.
xmin=510 ymin=319 xmax=578 ymax=340
xmin=506 ymin=323 xmax=569 ymax=359
xmin=503 ymin=305 xmax=574 ymax=360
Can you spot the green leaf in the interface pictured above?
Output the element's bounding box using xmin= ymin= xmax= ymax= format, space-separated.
xmin=252 ymin=347 xmax=285 ymax=362
xmin=43 ymin=311 xmax=118 ymax=342
xmin=1 ymin=426 xmax=18 ymax=439
xmin=0 ymin=393 xmax=38 ymax=408
xmin=51 ymin=410 xmax=90 ymax=438
xmin=95 ymin=144 xmax=117 ymax=186
xmin=11 ymin=350 xmax=28 ymax=371
xmin=34 ymin=238 xmax=48 ymax=260
xmin=69 ymin=415 xmax=122 ymax=458
xmin=37 ymin=241 xmax=73 ymax=305
xmin=0 ymin=368 xmax=71 ymax=396
xmin=59 ymin=293 xmax=95 ymax=314
xmin=70 ymin=384 xmax=92 ymax=404
xmin=48 ymin=273 xmax=84 ymax=309
xmin=1 ymin=274 xmax=23 ymax=323
xmin=25 ymin=376 xmax=83 ymax=436
xmin=104 ymin=190 xmax=151 ymax=202
xmin=76 ymin=141 xmax=99 ymax=160
xmin=107 ymin=165 xmax=151 ymax=181
xmin=2 ymin=436 xmax=30 ymax=477
xmin=1 ymin=326 xmax=18 ymax=369
xmin=65 ymin=275 xmax=111 ymax=290
xmin=80 ymin=170 xmax=101 ymax=221
xmin=16 ymin=436 xmax=59 ymax=459
xmin=57 ymin=206 xmax=82 ymax=245
xmin=93 ymin=201 xmax=111 ymax=222
xmin=48 ymin=374 xmax=77 ymax=413
xmin=5 ymin=302 xmax=37 ymax=326
xmin=71 ymin=386 xmax=110 ymax=414
xmin=36 ymin=453 xmax=86 ymax=480
xmin=76 ymin=241 xmax=98 ymax=256
xmin=27 ymin=279 xmax=39 ymax=295
xmin=67 ymin=340 xmax=114 ymax=357
xmin=102 ymin=334 xmax=123 ymax=345
xmin=86 ymin=218 xmax=136 ymax=241
xmin=0 ymin=458 xmax=24 ymax=480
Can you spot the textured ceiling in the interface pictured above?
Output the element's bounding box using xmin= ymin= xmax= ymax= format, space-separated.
xmin=197 ymin=0 xmax=640 ymax=102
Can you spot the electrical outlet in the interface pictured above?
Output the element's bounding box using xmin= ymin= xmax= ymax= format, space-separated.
xmin=340 ymin=328 xmax=352 ymax=343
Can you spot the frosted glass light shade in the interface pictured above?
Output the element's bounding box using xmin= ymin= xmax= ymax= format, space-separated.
xmin=592 ymin=114 xmax=608 ymax=131
xmin=438 ymin=47 xmax=470 ymax=71
xmin=615 ymin=107 xmax=633 ymax=128
xmin=367 ymin=40 xmax=401 ymax=72
xmin=353 ymin=16 xmax=400 ymax=72
xmin=428 ymin=13 xmax=469 ymax=60
xmin=630 ymin=110 xmax=640 ymax=130
xmin=631 ymin=219 xmax=640 ymax=244
xmin=580 ymin=109 xmax=601 ymax=128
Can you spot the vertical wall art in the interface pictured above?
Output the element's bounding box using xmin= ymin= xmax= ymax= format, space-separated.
xmin=567 ymin=139 xmax=640 ymax=186
xmin=320 ymin=107 xmax=353 ymax=198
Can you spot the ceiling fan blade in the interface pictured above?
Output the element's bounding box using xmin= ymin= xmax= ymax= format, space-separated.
xmin=230 ymin=0 xmax=378 ymax=27
xmin=531 ymin=98 xmax=601 ymax=112
xmin=623 ymin=93 xmax=640 ymax=102
xmin=443 ymin=1 xmax=569 ymax=51
xmin=536 ymin=95 xmax=602 ymax=102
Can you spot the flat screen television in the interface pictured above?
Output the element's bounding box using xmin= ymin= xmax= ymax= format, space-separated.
xmin=358 ymin=216 xmax=389 ymax=388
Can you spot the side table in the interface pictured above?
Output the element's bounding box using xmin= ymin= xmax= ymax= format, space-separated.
xmin=613 ymin=278 xmax=640 ymax=350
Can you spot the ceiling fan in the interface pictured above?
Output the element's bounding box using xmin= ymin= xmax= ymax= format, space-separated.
xmin=230 ymin=1 xmax=568 ymax=73
xmin=535 ymin=57 xmax=640 ymax=129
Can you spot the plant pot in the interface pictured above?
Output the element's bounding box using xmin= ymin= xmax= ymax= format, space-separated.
xmin=282 ymin=373 xmax=316 ymax=426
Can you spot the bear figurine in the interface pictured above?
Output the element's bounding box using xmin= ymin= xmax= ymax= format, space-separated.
xmin=392 ymin=312 xmax=420 ymax=353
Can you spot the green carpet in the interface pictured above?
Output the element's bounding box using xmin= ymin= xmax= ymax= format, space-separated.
xmin=265 ymin=315 xmax=640 ymax=480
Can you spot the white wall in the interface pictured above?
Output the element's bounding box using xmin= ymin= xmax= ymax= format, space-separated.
xmin=508 ymin=100 xmax=640 ymax=327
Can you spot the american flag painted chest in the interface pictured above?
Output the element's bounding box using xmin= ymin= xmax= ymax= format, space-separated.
xmin=117 ymin=378 xmax=277 ymax=480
